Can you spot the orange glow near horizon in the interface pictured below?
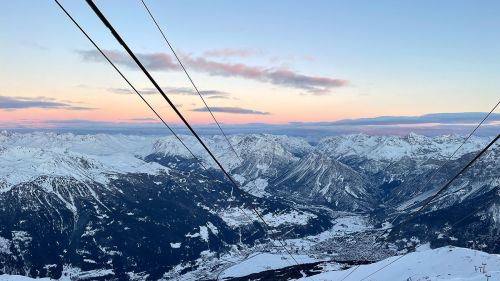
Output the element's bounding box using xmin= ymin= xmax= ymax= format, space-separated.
xmin=1 ymin=70 xmax=497 ymax=128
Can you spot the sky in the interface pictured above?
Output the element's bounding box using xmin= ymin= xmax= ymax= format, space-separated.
xmin=1 ymin=0 xmax=499 ymax=132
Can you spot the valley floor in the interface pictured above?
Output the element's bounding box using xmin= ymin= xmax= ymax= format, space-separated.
xmin=164 ymin=212 xmax=375 ymax=280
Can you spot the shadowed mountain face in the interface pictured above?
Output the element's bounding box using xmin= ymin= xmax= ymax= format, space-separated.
xmin=0 ymin=131 xmax=497 ymax=279
xmin=271 ymin=152 xmax=377 ymax=211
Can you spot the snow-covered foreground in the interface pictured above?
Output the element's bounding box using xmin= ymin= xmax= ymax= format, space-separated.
xmin=219 ymin=246 xmax=500 ymax=281
xmin=0 ymin=276 xmax=51 ymax=281
xmin=296 ymin=246 xmax=500 ymax=281
xmin=220 ymin=253 xmax=319 ymax=278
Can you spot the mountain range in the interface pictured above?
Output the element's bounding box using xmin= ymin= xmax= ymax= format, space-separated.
xmin=0 ymin=131 xmax=498 ymax=280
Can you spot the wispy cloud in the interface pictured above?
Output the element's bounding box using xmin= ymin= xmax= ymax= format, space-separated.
xmin=206 ymin=95 xmax=230 ymax=100
xmin=107 ymin=86 xmax=231 ymax=99
xmin=191 ymin=106 xmax=270 ymax=115
xmin=307 ymin=112 xmax=500 ymax=126
xmin=180 ymin=55 xmax=347 ymax=94
xmin=0 ymin=96 xmax=96 ymax=111
xmin=196 ymin=90 xmax=230 ymax=97
xmin=107 ymin=87 xmax=157 ymax=95
xmin=45 ymin=119 xmax=104 ymax=125
xmin=21 ymin=41 xmax=48 ymax=51
xmin=163 ymin=87 xmax=231 ymax=98
xmin=107 ymin=88 xmax=134 ymax=95
xmin=77 ymin=50 xmax=179 ymax=71
xmin=128 ymin=117 xmax=157 ymax=121
xmin=78 ymin=49 xmax=348 ymax=94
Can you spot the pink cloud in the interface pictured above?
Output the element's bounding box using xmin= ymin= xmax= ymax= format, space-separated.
xmin=78 ymin=49 xmax=348 ymax=94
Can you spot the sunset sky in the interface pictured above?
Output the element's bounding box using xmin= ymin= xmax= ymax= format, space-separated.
xmin=1 ymin=0 xmax=499 ymax=129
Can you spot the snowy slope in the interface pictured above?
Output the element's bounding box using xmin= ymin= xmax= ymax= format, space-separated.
xmin=0 ymin=132 xmax=169 ymax=191
xmin=294 ymin=246 xmax=500 ymax=281
xmin=0 ymin=275 xmax=51 ymax=280
xmin=0 ymin=131 xmax=154 ymax=156
xmin=220 ymin=253 xmax=319 ymax=279
xmin=0 ymin=146 xmax=169 ymax=190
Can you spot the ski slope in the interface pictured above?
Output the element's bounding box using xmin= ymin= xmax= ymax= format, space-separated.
xmin=296 ymin=246 xmax=500 ymax=281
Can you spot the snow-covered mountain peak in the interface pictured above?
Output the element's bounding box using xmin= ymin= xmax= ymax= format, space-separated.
xmin=0 ymin=145 xmax=169 ymax=192
xmin=0 ymin=131 xmax=156 ymax=157
xmin=151 ymin=135 xmax=196 ymax=158
xmin=317 ymin=133 xmax=489 ymax=161
xmin=234 ymin=134 xmax=312 ymax=160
